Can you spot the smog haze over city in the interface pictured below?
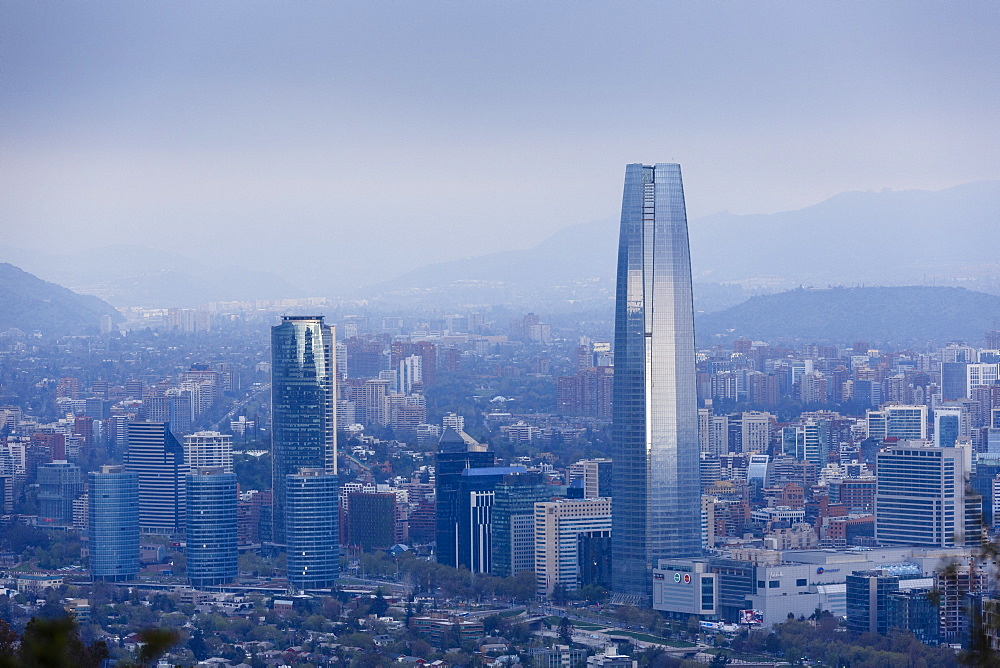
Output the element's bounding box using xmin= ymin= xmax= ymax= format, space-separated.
xmin=3 ymin=1 xmax=998 ymax=298
xmin=1 ymin=2 xmax=1000 ymax=668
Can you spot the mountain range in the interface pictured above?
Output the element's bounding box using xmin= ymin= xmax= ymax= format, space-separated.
xmin=359 ymin=180 xmax=1000 ymax=311
xmin=0 ymin=246 xmax=303 ymax=308
xmin=2 ymin=180 xmax=997 ymax=310
xmin=695 ymin=286 xmax=1000 ymax=347
xmin=2 ymin=260 xmax=998 ymax=346
xmin=0 ymin=263 xmax=123 ymax=337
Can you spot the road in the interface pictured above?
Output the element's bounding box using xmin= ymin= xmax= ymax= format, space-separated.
xmin=212 ymin=382 xmax=270 ymax=432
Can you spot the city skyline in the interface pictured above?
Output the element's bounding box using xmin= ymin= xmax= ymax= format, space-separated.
xmin=0 ymin=2 xmax=998 ymax=655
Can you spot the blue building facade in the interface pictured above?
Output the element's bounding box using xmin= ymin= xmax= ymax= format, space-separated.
xmin=37 ymin=460 xmax=82 ymax=524
xmin=435 ymin=427 xmax=494 ymax=569
xmin=186 ymin=467 xmax=238 ymax=587
xmin=611 ymin=163 xmax=701 ymax=601
xmin=271 ymin=316 xmax=338 ymax=544
xmin=125 ymin=421 xmax=188 ymax=535
xmin=285 ymin=468 xmax=339 ymax=589
xmin=89 ymin=465 xmax=139 ymax=581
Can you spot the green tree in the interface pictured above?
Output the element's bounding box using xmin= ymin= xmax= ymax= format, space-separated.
xmin=369 ymin=590 xmax=389 ymax=617
xmin=17 ymin=616 xmax=110 ymax=668
xmin=558 ymin=616 xmax=572 ymax=645
xmin=0 ymin=618 xmax=18 ymax=668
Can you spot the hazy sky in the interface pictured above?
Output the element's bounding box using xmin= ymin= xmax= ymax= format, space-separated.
xmin=3 ymin=1 xmax=998 ymax=287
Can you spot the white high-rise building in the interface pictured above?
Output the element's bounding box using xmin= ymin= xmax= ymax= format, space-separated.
xmin=442 ymin=412 xmax=465 ymax=433
xmin=741 ymin=412 xmax=773 ymax=453
xmin=967 ymin=363 xmax=1000 ymax=397
xmin=183 ymin=431 xmax=234 ymax=473
xmin=708 ymin=415 xmax=729 ymax=456
xmin=535 ymin=497 xmax=612 ymax=596
xmin=698 ymin=407 xmax=712 ymax=454
xmin=398 ymin=354 xmax=423 ymax=395
xmin=568 ymin=458 xmax=612 ymax=499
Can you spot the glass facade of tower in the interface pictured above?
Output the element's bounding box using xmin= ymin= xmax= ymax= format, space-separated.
xmin=37 ymin=460 xmax=82 ymax=523
xmin=186 ymin=467 xmax=238 ymax=587
xmin=490 ymin=471 xmax=551 ymax=579
xmin=285 ymin=468 xmax=339 ymax=588
xmin=126 ymin=422 xmax=188 ymax=535
xmin=271 ymin=316 xmax=337 ymax=544
xmin=611 ymin=163 xmax=701 ymax=601
xmin=89 ymin=465 xmax=139 ymax=581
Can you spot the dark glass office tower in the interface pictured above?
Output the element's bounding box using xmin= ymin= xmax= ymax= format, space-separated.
xmin=126 ymin=422 xmax=188 ymax=535
xmin=271 ymin=316 xmax=337 ymax=544
xmin=37 ymin=460 xmax=82 ymax=523
xmin=611 ymin=163 xmax=701 ymax=602
xmin=435 ymin=427 xmax=494 ymax=569
xmin=490 ymin=471 xmax=551 ymax=578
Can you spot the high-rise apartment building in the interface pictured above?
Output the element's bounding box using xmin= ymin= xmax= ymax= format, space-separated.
xmin=866 ymin=405 xmax=927 ymax=441
xmin=967 ymin=363 xmax=1000 ymax=397
xmin=285 ymin=468 xmax=340 ymax=589
xmin=186 ymin=467 xmax=238 ymax=587
xmin=126 ymin=422 xmax=188 ymax=535
xmin=0 ymin=475 xmax=13 ymax=514
xmin=567 ymin=459 xmax=613 ymax=499
xmin=183 ymin=431 xmax=234 ymax=473
xmin=271 ymin=316 xmax=338 ymax=544
xmin=556 ymin=367 xmax=614 ymax=419
xmin=535 ymin=497 xmax=612 ymax=596
xmin=740 ymin=412 xmax=773 ymax=454
xmin=611 ymin=163 xmax=701 ymax=601
xmin=89 ymin=465 xmax=139 ymax=581
xmin=398 ymin=355 xmax=423 ymax=395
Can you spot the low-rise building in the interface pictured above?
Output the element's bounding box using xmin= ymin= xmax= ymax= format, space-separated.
xmin=652 ymin=546 xmax=972 ymax=627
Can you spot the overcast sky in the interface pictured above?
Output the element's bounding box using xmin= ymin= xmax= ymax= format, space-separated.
xmin=3 ymin=1 xmax=998 ymax=288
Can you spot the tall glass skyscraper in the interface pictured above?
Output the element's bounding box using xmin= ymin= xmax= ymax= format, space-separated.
xmin=186 ymin=466 xmax=238 ymax=587
xmin=89 ymin=465 xmax=139 ymax=581
xmin=271 ymin=316 xmax=338 ymax=544
xmin=611 ymin=163 xmax=701 ymax=602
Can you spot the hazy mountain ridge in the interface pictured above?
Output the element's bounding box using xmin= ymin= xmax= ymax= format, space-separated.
xmin=0 ymin=245 xmax=305 ymax=308
xmin=4 ymin=181 xmax=997 ymax=310
xmin=695 ymin=285 xmax=1000 ymax=347
xmin=690 ymin=180 xmax=1000 ymax=285
xmin=360 ymin=181 xmax=1000 ymax=311
xmin=0 ymin=263 xmax=123 ymax=337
